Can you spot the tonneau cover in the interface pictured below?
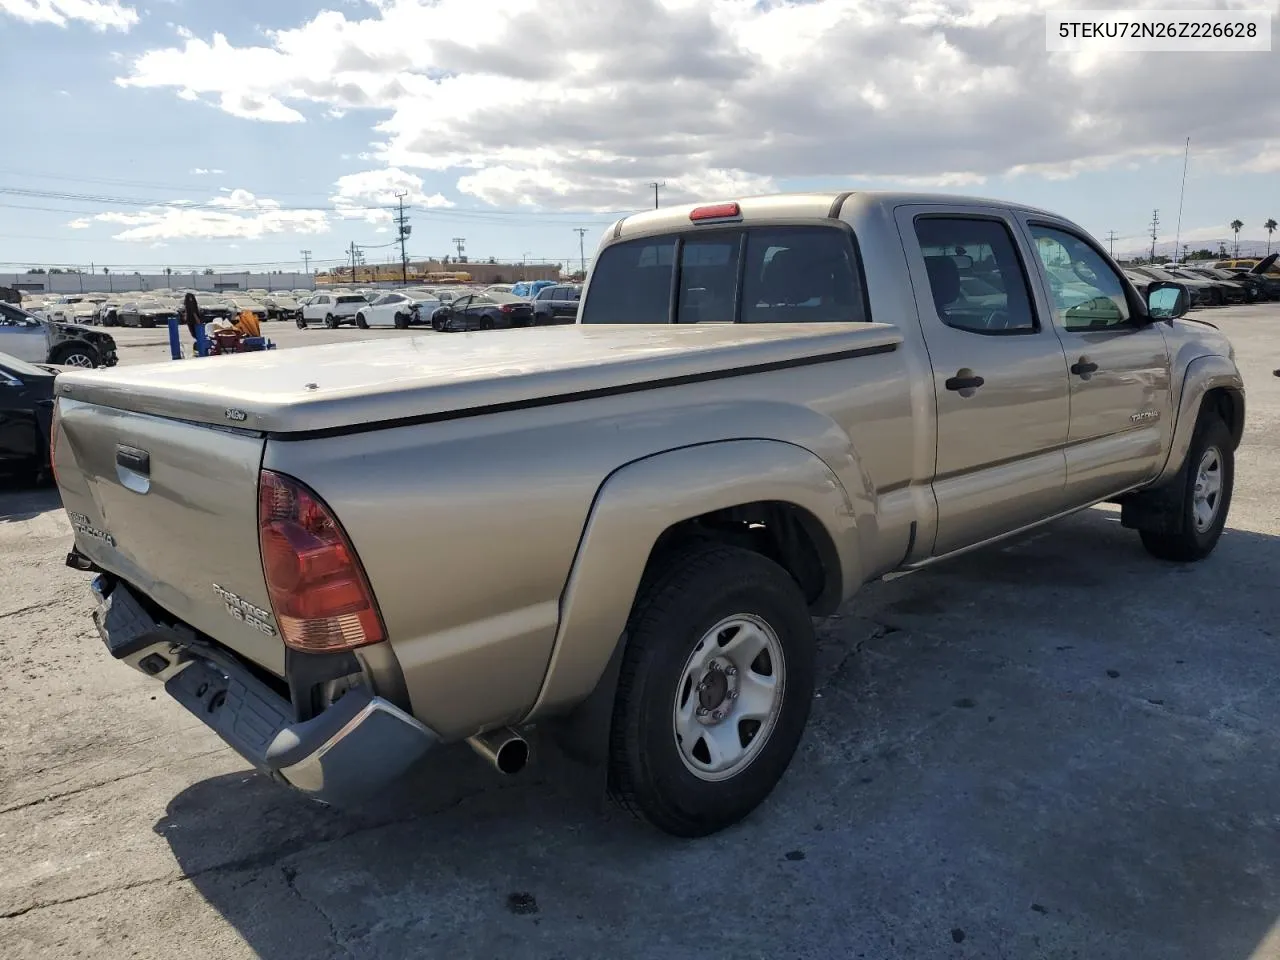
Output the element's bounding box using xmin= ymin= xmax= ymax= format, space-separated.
xmin=54 ymin=322 xmax=903 ymax=436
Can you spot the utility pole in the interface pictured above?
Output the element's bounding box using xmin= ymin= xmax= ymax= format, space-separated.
xmin=648 ymin=181 xmax=665 ymax=209
xmin=300 ymin=249 xmax=311 ymax=274
xmin=393 ymin=193 xmax=411 ymax=286
xmin=574 ymin=227 xmax=588 ymax=276
xmin=452 ymin=237 xmax=466 ymax=262
xmin=1149 ymin=209 xmax=1160 ymax=262
xmin=1106 ymin=231 xmax=1117 ymax=258
xmin=348 ymin=241 xmax=365 ymax=283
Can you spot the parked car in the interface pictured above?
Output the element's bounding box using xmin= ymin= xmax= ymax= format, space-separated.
xmin=299 ymin=293 xmax=367 ymax=328
xmin=1169 ymin=266 xmax=1251 ymax=303
xmin=485 ymin=284 xmax=515 ymax=294
xmin=1128 ymin=265 xmax=1220 ymax=305
xmin=118 ymin=298 xmax=180 ymax=329
xmin=50 ymin=191 xmax=1242 ymax=838
xmin=0 ymin=302 xmax=117 ymax=368
xmin=429 ymin=291 xmax=535 ymax=330
xmin=531 ymin=284 xmax=582 ymax=325
xmin=1221 ymin=253 xmax=1280 ymax=301
xmin=510 ymin=279 xmax=557 ymax=299
xmin=355 ymin=291 xmax=441 ymax=329
xmin=189 ymin=294 xmax=234 ymax=322
xmin=262 ymin=296 xmax=302 ymax=321
xmin=0 ymin=351 xmax=57 ymax=482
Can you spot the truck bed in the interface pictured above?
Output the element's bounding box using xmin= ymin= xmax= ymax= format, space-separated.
xmin=53 ymin=323 xmax=903 ymax=436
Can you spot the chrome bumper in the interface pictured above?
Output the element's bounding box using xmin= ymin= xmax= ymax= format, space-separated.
xmin=92 ymin=576 xmax=438 ymax=806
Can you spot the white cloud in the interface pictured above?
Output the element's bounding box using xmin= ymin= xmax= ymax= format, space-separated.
xmin=67 ymin=217 xmax=91 ymax=229
xmin=189 ymin=167 xmax=225 ymax=175
xmin=113 ymin=0 xmax=1280 ymax=210
xmin=330 ymin=166 xmax=454 ymax=224
xmin=89 ymin=190 xmax=330 ymax=241
xmin=1 ymin=0 xmax=138 ymax=31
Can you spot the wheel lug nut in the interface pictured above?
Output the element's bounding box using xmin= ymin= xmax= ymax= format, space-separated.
xmin=724 ymin=666 xmax=737 ymax=677
xmin=711 ymin=709 xmax=724 ymax=721
xmin=696 ymin=706 xmax=709 ymax=717
xmin=728 ymin=689 xmax=738 ymax=699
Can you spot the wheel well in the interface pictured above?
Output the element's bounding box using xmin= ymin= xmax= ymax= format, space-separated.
xmin=49 ymin=339 xmax=95 ymax=361
xmin=640 ymin=501 xmax=842 ymax=616
xmin=1203 ymin=387 xmax=1244 ymax=449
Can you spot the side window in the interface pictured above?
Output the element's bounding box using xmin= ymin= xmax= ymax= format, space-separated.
xmin=1029 ymin=225 xmax=1131 ymax=332
xmin=536 ymin=288 xmax=556 ymax=301
xmin=740 ymin=226 xmax=865 ymax=324
xmin=580 ymin=237 xmax=676 ymax=323
xmin=913 ymin=217 xmax=1037 ymax=334
xmin=677 ymin=236 xmax=740 ymax=324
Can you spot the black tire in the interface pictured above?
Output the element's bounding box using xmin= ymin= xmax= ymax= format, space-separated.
xmin=608 ymin=544 xmax=816 ymax=837
xmin=356 ymin=312 xmax=369 ymax=329
xmin=1139 ymin=413 xmax=1233 ymax=562
xmin=393 ymin=312 xmax=409 ymax=330
xmin=296 ymin=315 xmax=307 ymax=329
xmin=141 ymin=317 xmax=156 ymax=328
xmin=481 ymin=316 xmax=495 ymax=330
xmin=49 ymin=344 xmax=100 ymax=369
xmin=432 ymin=315 xmax=445 ymax=332
xmin=324 ymin=313 xmax=337 ymax=329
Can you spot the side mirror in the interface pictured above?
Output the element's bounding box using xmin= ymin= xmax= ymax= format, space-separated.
xmin=1146 ymin=281 xmax=1188 ymax=321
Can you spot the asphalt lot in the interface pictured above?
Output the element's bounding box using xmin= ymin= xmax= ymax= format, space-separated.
xmin=3 ymin=305 xmax=1280 ymax=959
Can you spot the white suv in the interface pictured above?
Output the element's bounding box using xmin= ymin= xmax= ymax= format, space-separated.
xmin=298 ymin=293 xmax=367 ymax=329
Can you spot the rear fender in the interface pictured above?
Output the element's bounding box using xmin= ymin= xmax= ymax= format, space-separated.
xmin=524 ymin=439 xmax=860 ymax=734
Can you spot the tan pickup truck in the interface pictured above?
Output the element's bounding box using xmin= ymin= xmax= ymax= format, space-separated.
xmin=51 ymin=191 xmax=1243 ymax=837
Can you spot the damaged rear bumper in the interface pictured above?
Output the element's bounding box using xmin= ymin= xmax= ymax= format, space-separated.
xmin=91 ymin=574 xmax=438 ymax=806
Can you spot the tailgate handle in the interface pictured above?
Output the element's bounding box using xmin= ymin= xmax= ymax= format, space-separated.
xmin=116 ymin=445 xmax=151 ymax=476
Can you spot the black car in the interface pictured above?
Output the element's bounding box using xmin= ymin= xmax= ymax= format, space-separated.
xmin=118 ymin=299 xmax=181 ymax=329
xmin=0 ymin=351 xmax=56 ymax=482
xmin=530 ymin=284 xmax=582 ymax=325
xmin=1223 ymin=253 xmax=1280 ymax=301
xmin=430 ymin=292 xmax=535 ymax=331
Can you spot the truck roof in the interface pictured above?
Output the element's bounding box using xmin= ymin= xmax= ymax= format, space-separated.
xmin=612 ymin=190 xmax=1060 ymax=242
xmin=55 ymin=323 xmax=902 ymax=438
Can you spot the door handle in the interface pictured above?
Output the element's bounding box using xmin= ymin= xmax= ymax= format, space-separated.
xmin=944 ymin=373 xmax=985 ymax=392
xmin=115 ymin=445 xmax=150 ymax=476
xmin=1071 ymin=357 xmax=1099 ymax=377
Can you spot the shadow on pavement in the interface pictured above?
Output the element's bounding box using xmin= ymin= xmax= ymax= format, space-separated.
xmin=156 ymin=508 xmax=1280 ymax=960
xmin=0 ymin=482 xmax=61 ymax=522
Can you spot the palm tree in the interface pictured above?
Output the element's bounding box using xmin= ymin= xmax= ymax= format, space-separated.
xmin=164 ymin=266 xmax=173 ymax=288
xmin=1266 ymin=218 xmax=1278 ymax=256
xmin=1231 ymin=219 xmax=1244 ymax=257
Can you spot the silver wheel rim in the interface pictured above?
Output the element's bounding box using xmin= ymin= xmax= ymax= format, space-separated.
xmin=63 ymin=353 xmax=94 ymax=368
xmin=672 ymin=614 xmax=786 ymax=782
xmin=1192 ymin=446 xmax=1223 ymax=533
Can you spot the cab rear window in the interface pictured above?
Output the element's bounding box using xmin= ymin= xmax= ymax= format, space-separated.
xmin=580 ymin=226 xmax=867 ymax=324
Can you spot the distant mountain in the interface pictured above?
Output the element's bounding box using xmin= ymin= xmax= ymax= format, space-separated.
xmin=1118 ymin=238 xmax=1276 ymax=260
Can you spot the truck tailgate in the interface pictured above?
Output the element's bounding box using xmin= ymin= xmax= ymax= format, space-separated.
xmin=54 ymin=397 xmax=283 ymax=677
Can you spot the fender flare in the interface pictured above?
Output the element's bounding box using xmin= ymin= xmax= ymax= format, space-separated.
xmin=524 ymin=438 xmax=861 ymax=736
xmin=1153 ymin=354 xmax=1244 ymax=486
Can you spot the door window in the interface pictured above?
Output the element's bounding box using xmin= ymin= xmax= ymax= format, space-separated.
xmin=913 ymin=217 xmax=1037 ymax=334
xmin=740 ymin=227 xmax=865 ymax=324
xmin=1029 ymin=225 xmax=1132 ymax=332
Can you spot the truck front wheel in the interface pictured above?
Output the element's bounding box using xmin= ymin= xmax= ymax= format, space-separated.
xmin=1139 ymin=413 xmax=1233 ymax=562
xmin=608 ymin=544 xmax=816 ymax=837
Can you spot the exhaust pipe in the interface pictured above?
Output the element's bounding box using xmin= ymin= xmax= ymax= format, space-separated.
xmin=467 ymin=727 xmax=529 ymax=775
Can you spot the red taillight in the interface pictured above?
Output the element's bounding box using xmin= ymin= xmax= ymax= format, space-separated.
xmin=258 ymin=469 xmax=385 ymax=652
xmin=690 ymin=202 xmax=741 ymax=222
xmin=49 ymin=399 xmax=61 ymax=487
xmin=500 ymin=303 xmax=513 ymax=313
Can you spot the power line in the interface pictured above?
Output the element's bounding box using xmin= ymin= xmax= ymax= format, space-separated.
xmin=647 ymin=181 xmax=665 ymax=209
xmin=1149 ymin=209 xmax=1160 ymax=261
xmin=452 ymin=237 xmax=466 ymax=261
xmin=300 ymin=249 xmax=312 ymax=274
xmin=1106 ymin=231 xmax=1117 ymax=257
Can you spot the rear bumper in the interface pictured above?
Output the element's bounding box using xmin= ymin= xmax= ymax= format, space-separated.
xmin=91 ymin=576 xmax=438 ymax=805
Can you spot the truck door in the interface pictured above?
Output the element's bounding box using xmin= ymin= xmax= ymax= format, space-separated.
xmin=896 ymin=206 xmax=1072 ymax=556
xmin=1017 ymin=220 xmax=1174 ymax=505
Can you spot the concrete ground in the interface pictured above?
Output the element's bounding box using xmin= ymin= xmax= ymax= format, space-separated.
xmin=3 ymin=305 xmax=1280 ymax=959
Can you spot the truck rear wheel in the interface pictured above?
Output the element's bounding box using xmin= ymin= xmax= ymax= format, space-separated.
xmin=1140 ymin=413 xmax=1233 ymax=562
xmin=608 ymin=544 xmax=815 ymax=837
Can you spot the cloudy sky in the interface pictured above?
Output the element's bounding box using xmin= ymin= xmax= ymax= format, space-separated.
xmin=1 ymin=0 xmax=1277 ymax=274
